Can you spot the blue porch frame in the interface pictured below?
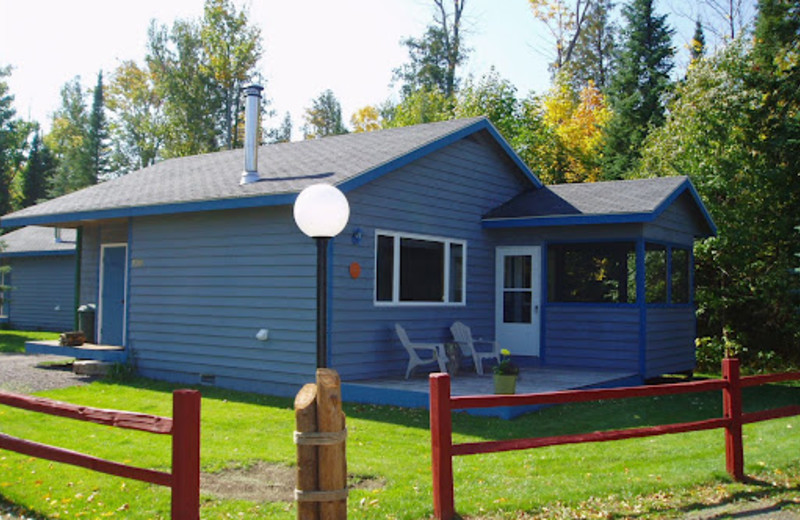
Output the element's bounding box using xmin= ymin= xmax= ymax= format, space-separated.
xmin=25 ymin=340 xmax=127 ymax=363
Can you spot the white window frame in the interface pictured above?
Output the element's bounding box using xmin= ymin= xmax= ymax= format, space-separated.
xmin=374 ymin=229 xmax=467 ymax=307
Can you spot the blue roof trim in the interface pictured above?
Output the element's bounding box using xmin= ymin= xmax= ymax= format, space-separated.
xmin=482 ymin=212 xmax=655 ymax=229
xmin=338 ymin=118 xmax=542 ymax=193
xmin=1 ymin=193 xmax=299 ymax=228
xmin=650 ymin=178 xmax=718 ymax=236
xmin=0 ymin=250 xmax=74 ymax=258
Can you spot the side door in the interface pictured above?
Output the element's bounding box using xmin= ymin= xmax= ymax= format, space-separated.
xmin=494 ymin=246 xmax=541 ymax=357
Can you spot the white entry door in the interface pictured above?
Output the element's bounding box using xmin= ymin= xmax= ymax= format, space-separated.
xmin=495 ymin=246 xmax=541 ymax=357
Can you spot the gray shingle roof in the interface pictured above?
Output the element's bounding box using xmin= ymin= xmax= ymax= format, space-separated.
xmin=2 ymin=117 xmax=532 ymax=227
xmin=0 ymin=226 xmax=76 ymax=255
xmin=483 ymin=176 xmax=716 ymax=236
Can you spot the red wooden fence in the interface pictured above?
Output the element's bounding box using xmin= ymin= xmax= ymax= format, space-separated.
xmin=430 ymin=358 xmax=800 ymax=520
xmin=0 ymin=389 xmax=201 ymax=520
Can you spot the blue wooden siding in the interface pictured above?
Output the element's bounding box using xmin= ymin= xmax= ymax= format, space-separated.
xmin=544 ymin=305 xmax=640 ymax=371
xmin=645 ymin=307 xmax=696 ymax=377
xmin=126 ymin=206 xmax=319 ymax=396
xmin=331 ymin=133 xmax=530 ymax=380
xmin=5 ymin=255 xmax=75 ymax=331
xmin=644 ymin=192 xmax=706 ymax=243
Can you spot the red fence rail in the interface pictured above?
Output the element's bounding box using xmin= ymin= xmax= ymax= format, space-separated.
xmin=0 ymin=389 xmax=201 ymax=520
xmin=430 ymin=358 xmax=800 ymax=520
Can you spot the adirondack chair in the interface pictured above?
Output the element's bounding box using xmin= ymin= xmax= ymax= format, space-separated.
xmin=394 ymin=323 xmax=447 ymax=379
xmin=449 ymin=321 xmax=501 ymax=375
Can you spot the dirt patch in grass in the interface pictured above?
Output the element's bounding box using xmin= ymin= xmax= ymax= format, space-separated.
xmin=201 ymin=461 xmax=384 ymax=502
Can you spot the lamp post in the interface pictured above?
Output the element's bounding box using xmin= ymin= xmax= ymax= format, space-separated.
xmin=293 ymin=184 xmax=350 ymax=368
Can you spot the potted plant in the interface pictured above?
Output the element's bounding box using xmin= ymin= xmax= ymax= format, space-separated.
xmin=493 ymin=348 xmax=519 ymax=394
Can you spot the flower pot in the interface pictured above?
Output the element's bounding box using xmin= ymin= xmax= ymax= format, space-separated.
xmin=493 ymin=374 xmax=517 ymax=394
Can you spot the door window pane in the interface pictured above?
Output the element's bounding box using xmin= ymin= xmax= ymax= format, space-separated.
xmin=504 ymin=256 xmax=531 ymax=289
xmin=503 ymin=292 xmax=532 ymax=323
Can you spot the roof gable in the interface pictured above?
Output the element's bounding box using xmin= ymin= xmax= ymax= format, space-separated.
xmin=483 ymin=176 xmax=717 ymax=237
xmin=1 ymin=117 xmax=539 ymax=227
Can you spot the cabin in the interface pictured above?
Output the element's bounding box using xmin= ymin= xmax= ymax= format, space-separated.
xmin=0 ymin=100 xmax=715 ymax=403
xmin=0 ymin=226 xmax=76 ymax=331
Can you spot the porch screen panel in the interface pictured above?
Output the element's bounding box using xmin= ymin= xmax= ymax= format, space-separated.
xmin=548 ymin=242 xmax=636 ymax=304
xmin=503 ymin=255 xmax=532 ymax=323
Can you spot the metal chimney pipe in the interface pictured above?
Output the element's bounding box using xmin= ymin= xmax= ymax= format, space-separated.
xmin=240 ymin=84 xmax=264 ymax=185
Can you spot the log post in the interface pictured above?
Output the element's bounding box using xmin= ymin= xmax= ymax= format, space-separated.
xmin=295 ymin=383 xmax=319 ymax=520
xmin=171 ymin=389 xmax=201 ymax=520
xmin=722 ymin=358 xmax=744 ymax=481
xmin=430 ymin=373 xmax=454 ymax=520
xmin=317 ymin=368 xmax=347 ymax=520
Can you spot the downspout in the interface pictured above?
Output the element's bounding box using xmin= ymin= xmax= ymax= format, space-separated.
xmin=73 ymin=226 xmax=83 ymax=330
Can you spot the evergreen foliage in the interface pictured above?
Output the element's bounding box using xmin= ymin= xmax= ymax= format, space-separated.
xmin=45 ymin=77 xmax=93 ymax=197
xmin=87 ymin=72 xmax=110 ymax=183
xmin=302 ymin=90 xmax=348 ymax=139
xmin=602 ymin=0 xmax=675 ymax=180
xmin=20 ymin=128 xmax=53 ymax=208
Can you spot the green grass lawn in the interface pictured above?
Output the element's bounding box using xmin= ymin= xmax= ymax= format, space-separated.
xmin=0 ymin=330 xmax=60 ymax=353
xmin=0 ymin=376 xmax=798 ymax=519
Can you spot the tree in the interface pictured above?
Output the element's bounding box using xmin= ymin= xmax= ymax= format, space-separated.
xmin=147 ymin=19 xmax=220 ymax=157
xmin=382 ymin=88 xmax=453 ymax=128
xmin=455 ymin=69 xmax=521 ymax=138
xmin=393 ymin=0 xmax=468 ymax=98
xmin=638 ymin=9 xmax=800 ymax=365
xmin=200 ymin=0 xmax=262 ymax=149
xmin=690 ymin=20 xmax=706 ymax=63
xmin=20 ymin=127 xmax=53 ymax=207
xmin=106 ymin=60 xmax=166 ymax=173
xmin=46 ymin=77 xmax=93 ymax=197
xmin=528 ymin=0 xmax=595 ymax=74
xmin=302 ymin=90 xmax=348 ymax=139
xmin=0 ymin=66 xmax=29 ymax=215
xmin=601 ymin=0 xmax=675 ymax=179
xmin=562 ymin=0 xmax=616 ymax=90
xmin=350 ymin=106 xmax=382 ymax=133
xmin=266 ymin=111 xmax=292 ymax=143
xmin=87 ymin=72 xmax=110 ymax=182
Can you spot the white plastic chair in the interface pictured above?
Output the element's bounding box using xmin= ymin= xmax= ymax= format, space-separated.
xmin=394 ymin=323 xmax=447 ymax=379
xmin=449 ymin=321 xmax=501 ymax=375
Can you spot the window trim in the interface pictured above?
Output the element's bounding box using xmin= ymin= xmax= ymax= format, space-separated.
xmin=374 ymin=229 xmax=467 ymax=307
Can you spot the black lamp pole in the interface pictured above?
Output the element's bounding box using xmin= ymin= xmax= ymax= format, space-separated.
xmin=316 ymin=236 xmax=330 ymax=369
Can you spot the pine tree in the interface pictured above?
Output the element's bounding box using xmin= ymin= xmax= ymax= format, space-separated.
xmin=20 ymin=128 xmax=53 ymax=207
xmin=0 ymin=66 xmax=30 ymax=215
xmin=46 ymin=77 xmax=93 ymax=197
xmin=302 ymin=90 xmax=348 ymax=139
xmin=601 ymin=0 xmax=675 ymax=179
xmin=87 ymin=71 xmax=109 ymax=182
xmin=690 ymin=20 xmax=706 ymax=63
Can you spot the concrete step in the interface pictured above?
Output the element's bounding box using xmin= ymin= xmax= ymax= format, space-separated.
xmin=73 ymin=360 xmax=113 ymax=376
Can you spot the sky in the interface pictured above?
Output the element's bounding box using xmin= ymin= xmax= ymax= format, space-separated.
xmin=0 ymin=0 xmax=703 ymax=139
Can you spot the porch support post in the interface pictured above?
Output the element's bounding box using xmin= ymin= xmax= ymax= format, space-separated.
xmin=430 ymin=373 xmax=454 ymax=520
xmin=636 ymin=239 xmax=647 ymax=379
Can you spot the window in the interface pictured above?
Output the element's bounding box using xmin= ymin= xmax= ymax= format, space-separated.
xmin=548 ymin=243 xmax=636 ymax=303
xmin=0 ymin=269 xmax=9 ymax=318
xmin=645 ymin=244 xmax=667 ymax=303
xmin=375 ymin=231 xmax=466 ymax=305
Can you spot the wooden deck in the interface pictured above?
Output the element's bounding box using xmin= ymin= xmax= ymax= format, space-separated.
xmin=342 ymin=366 xmax=641 ymax=419
xmin=25 ymin=340 xmax=127 ymax=363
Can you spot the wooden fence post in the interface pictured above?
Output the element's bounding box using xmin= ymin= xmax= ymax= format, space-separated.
xmin=317 ymin=369 xmax=347 ymax=520
xmin=295 ymin=383 xmax=320 ymax=520
xmin=430 ymin=373 xmax=454 ymax=520
xmin=722 ymin=358 xmax=744 ymax=481
xmin=171 ymin=389 xmax=201 ymax=520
